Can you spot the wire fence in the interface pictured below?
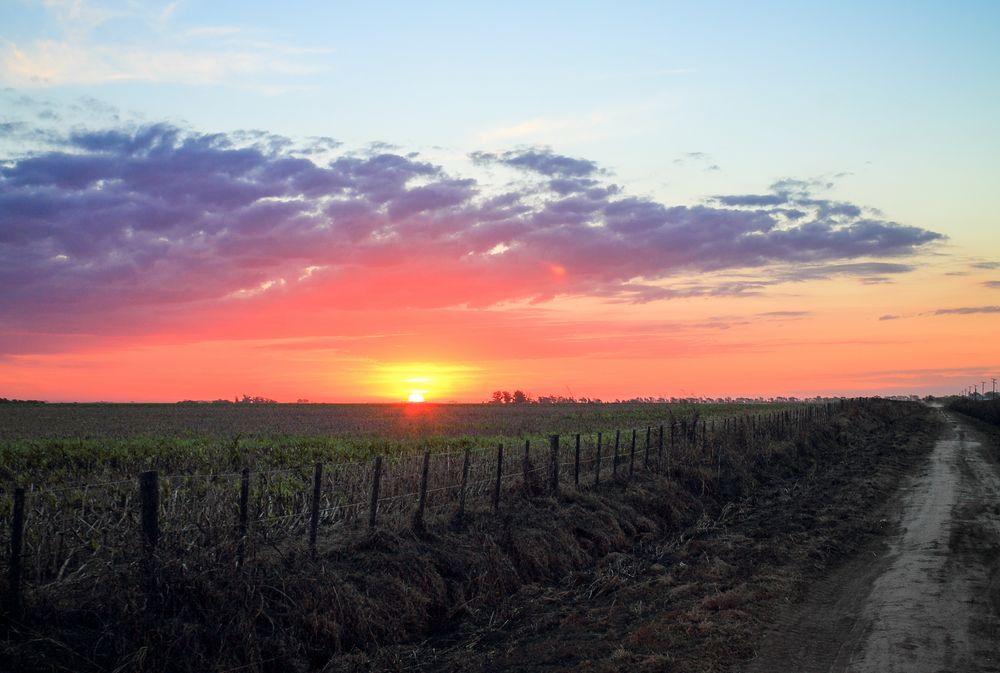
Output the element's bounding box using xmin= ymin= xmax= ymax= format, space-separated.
xmin=0 ymin=401 xmax=850 ymax=612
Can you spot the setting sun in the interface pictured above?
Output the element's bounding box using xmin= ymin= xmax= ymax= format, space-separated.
xmin=407 ymin=390 xmax=426 ymax=403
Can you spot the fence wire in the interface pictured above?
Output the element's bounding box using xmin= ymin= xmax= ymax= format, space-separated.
xmin=1 ymin=403 xmax=845 ymax=598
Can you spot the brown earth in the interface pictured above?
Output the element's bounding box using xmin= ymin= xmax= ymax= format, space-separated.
xmin=743 ymin=405 xmax=1000 ymax=673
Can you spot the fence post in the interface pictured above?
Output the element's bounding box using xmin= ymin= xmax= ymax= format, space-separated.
xmin=457 ymin=448 xmax=471 ymax=519
xmin=309 ymin=463 xmax=322 ymax=557
xmin=368 ymin=456 xmax=383 ymax=532
xmin=574 ymin=434 xmax=581 ymax=488
xmin=670 ymin=422 xmax=676 ymax=476
xmin=139 ymin=470 xmax=159 ymax=593
xmin=549 ymin=435 xmax=560 ymax=496
xmin=657 ymin=424 xmax=664 ymax=472
xmin=644 ymin=426 xmax=651 ymax=470
xmin=237 ymin=468 xmax=250 ymax=567
xmin=613 ymin=430 xmax=620 ymax=481
xmin=414 ymin=450 xmax=431 ymax=531
xmin=629 ymin=429 xmax=636 ymax=479
xmin=4 ymin=488 xmax=25 ymax=615
xmin=522 ymin=439 xmax=531 ymax=494
xmin=595 ymin=432 xmax=603 ymax=486
xmin=493 ymin=444 xmax=503 ymax=512
xmin=139 ymin=470 xmax=159 ymax=557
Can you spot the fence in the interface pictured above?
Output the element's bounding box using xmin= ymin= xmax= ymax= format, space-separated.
xmin=0 ymin=401 xmax=849 ymax=614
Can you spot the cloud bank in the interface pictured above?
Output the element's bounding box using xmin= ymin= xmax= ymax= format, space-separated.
xmin=1 ymin=122 xmax=944 ymax=330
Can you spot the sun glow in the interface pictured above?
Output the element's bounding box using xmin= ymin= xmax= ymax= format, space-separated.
xmin=366 ymin=361 xmax=482 ymax=402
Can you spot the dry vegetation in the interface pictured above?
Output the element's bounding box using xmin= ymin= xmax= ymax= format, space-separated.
xmin=0 ymin=399 xmax=939 ymax=672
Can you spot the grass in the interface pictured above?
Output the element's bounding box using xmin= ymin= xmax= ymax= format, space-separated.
xmin=947 ymin=397 xmax=1000 ymax=428
xmin=0 ymin=401 xmax=801 ymax=488
xmin=0 ymin=399 xmax=935 ymax=673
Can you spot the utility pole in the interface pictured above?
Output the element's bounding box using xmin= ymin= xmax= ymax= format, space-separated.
xmin=992 ymin=378 xmax=996 ymax=399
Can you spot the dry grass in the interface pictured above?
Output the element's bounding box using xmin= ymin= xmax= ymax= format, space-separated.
xmin=0 ymin=400 xmax=939 ymax=673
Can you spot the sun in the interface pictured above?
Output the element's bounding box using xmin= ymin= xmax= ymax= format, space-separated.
xmin=407 ymin=390 xmax=426 ymax=403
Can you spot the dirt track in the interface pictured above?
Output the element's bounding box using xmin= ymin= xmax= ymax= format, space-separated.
xmin=745 ymin=406 xmax=1000 ymax=672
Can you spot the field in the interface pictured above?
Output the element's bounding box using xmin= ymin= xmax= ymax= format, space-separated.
xmin=0 ymin=401 xmax=785 ymax=485
xmin=0 ymin=399 xmax=940 ymax=672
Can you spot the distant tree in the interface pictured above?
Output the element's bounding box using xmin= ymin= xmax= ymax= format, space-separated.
xmin=512 ymin=390 xmax=529 ymax=404
xmin=237 ymin=394 xmax=277 ymax=405
xmin=501 ymin=391 xmax=513 ymax=404
xmin=490 ymin=391 xmax=504 ymax=404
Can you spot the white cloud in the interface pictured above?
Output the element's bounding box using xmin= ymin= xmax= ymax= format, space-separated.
xmin=478 ymin=112 xmax=610 ymax=145
xmin=476 ymin=99 xmax=667 ymax=148
xmin=0 ymin=38 xmax=321 ymax=87
xmin=2 ymin=1 xmax=330 ymax=89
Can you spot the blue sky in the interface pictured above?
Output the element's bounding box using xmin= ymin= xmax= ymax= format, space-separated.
xmin=4 ymin=1 xmax=998 ymax=246
xmin=1 ymin=1 xmax=998 ymax=401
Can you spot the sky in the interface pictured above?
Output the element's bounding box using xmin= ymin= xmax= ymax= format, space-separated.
xmin=1 ymin=0 xmax=998 ymax=402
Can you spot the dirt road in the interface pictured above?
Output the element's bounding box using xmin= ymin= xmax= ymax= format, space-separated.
xmin=745 ymin=407 xmax=1000 ymax=672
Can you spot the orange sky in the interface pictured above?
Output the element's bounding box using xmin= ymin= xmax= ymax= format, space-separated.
xmin=3 ymin=258 xmax=997 ymax=402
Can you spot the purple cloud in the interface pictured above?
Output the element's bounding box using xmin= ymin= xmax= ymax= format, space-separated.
xmin=471 ymin=148 xmax=599 ymax=177
xmin=932 ymin=306 xmax=1000 ymax=316
xmin=983 ymin=281 xmax=1000 ymax=289
xmin=0 ymin=121 xmax=946 ymax=334
xmin=717 ymin=194 xmax=789 ymax=207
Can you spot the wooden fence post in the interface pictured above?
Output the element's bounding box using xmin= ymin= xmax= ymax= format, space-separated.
xmin=549 ymin=435 xmax=560 ymax=496
xmin=493 ymin=444 xmax=503 ymax=512
xmin=669 ymin=422 xmax=676 ymax=476
xmin=139 ymin=471 xmax=159 ymax=557
xmin=657 ymin=424 xmax=664 ymax=472
xmin=237 ymin=468 xmax=249 ymax=567
xmin=414 ymin=450 xmax=430 ymax=531
xmin=595 ymin=432 xmax=603 ymax=486
xmin=4 ymin=488 xmax=25 ymax=614
xmin=613 ymin=430 xmax=621 ymax=481
xmin=522 ymin=439 xmax=531 ymax=494
xmin=368 ymin=456 xmax=382 ymax=532
xmin=309 ymin=463 xmax=322 ymax=557
xmin=574 ymin=434 xmax=581 ymax=488
xmin=457 ymin=448 xmax=471 ymax=518
xmin=629 ymin=429 xmax=636 ymax=479
xmin=644 ymin=426 xmax=651 ymax=470
xmin=139 ymin=470 xmax=159 ymax=593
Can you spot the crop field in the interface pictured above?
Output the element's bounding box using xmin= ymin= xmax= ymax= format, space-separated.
xmin=0 ymin=401 xmax=793 ymax=485
xmin=1 ymin=401 xmax=803 ymax=578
